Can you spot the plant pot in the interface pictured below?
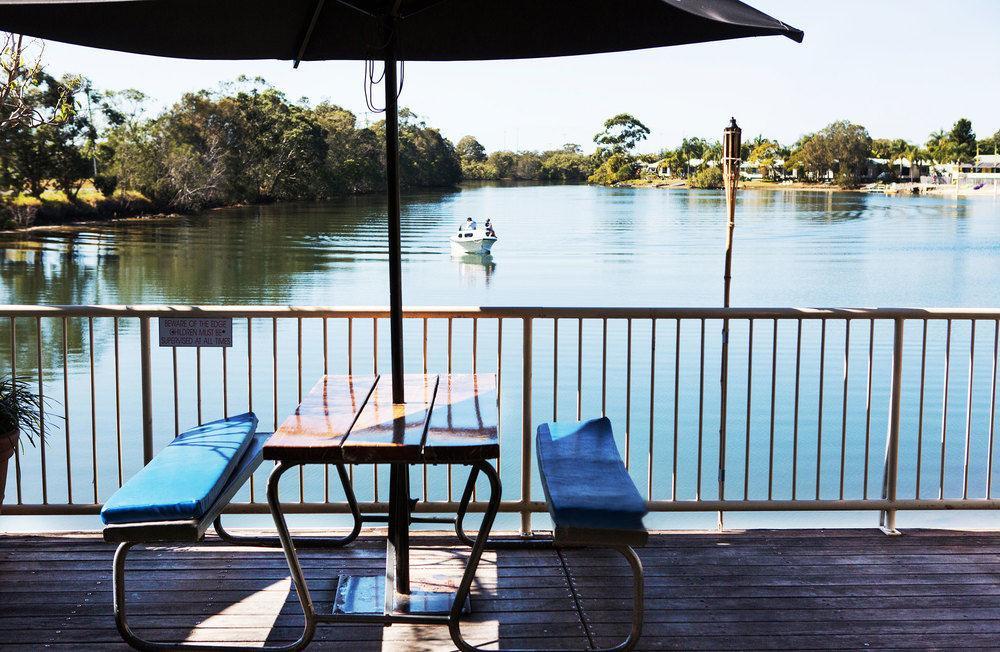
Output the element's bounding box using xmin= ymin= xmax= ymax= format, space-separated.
xmin=0 ymin=429 xmax=17 ymax=507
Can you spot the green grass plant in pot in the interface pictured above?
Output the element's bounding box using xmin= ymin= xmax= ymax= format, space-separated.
xmin=0 ymin=375 xmax=43 ymax=506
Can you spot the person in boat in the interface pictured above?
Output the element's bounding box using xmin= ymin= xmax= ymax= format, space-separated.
xmin=485 ymin=219 xmax=496 ymax=237
xmin=460 ymin=217 xmax=477 ymax=233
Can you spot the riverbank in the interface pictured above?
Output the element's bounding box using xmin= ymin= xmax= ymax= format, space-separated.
xmin=620 ymin=177 xmax=867 ymax=192
xmin=620 ymin=176 xmax=1000 ymax=197
xmin=5 ymin=178 xmax=995 ymax=236
xmin=0 ymin=186 xmax=159 ymax=231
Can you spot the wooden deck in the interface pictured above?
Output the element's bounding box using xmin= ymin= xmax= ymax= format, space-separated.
xmin=2 ymin=528 xmax=999 ymax=650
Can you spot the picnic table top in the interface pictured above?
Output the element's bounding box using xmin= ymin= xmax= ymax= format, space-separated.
xmin=263 ymin=373 xmax=498 ymax=464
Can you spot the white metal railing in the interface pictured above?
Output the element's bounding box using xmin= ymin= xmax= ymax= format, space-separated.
xmin=1 ymin=305 xmax=998 ymax=532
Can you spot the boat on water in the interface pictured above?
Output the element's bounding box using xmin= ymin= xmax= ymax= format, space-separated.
xmin=450 ymin=220 xmax=497 ymax=255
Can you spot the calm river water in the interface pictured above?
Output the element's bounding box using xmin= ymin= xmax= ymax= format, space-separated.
xmin=2 ymin=183 xmax=999 ymax=530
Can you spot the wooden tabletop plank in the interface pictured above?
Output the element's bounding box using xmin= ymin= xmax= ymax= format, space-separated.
xmin=263 ymin=373 xmax=498 ymax=465
xmin=262 ymin=375 xmax=377 ymax=462
xmin=423 ymin=374 xmax=499 ymax=463
xmin=339 ymin=374 xmax=438 ymax=463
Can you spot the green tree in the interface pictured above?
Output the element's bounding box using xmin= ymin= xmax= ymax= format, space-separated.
xmin=677 ymin=137 xmax=710 ymax=176
xmin=587 ymin=152 xmax=637 ymax=185
xmin=747 ymin=139 xmax=782 ymax=179
xmin=458 ymin=143 xmax=592 ymax=182
xmin=487 ymin=150 xmax=516 ymax=178
xmin=689 ymin=166 xmax=724 ymax=189
xmin=870 ymin=137 xmax=910 ymax=178
xmin=460 ymin=159 xmax=499 ymax=180
xmin=947 ymin=118 xmax=976 ymax=163
xmin=374 ymin=109 xmax=461 ymax=188
xmin=786 ymin=121 xmax=871 ymax=187
xmin=925 ymin=129 xmax=956 ymax=163
xmin=314 ymin=102 xmax=359 ymax=193
xmin=217 ymin=81 xmax=327 ymax=202
xmin=593 ymin=113 xmax=650 ymax=159
xmin=904 ymin=144 xmax=929 ymax=181
xmin=1 ymin=33 xmax=73 ymax=135
xmin=456 ymin=135 xmax=487 ymax=163
xmin=700 ymin=140 xmax=722 ymax=165
xmin=654 ymin=148 xmax=684 ymax=177
xmin=2 ymin=73 xmax=91 ymax=198
xmin=540 ymin=148 xmax=593 ymax=181
xmin=101 ymin=89 xmax=161 ymax=202
xmin=980 ymin=130 xmax=1000 ymax=155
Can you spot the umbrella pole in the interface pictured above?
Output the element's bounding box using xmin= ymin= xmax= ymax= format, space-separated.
xmin=383 ymin=44 xmax=413 ymax=597
xmin=384 ymin=53 xmax=405 ymax=405
xmin=718 ymin=119 xmax=741 ymax=531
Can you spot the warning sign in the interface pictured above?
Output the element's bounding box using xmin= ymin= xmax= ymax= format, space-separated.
xmin=158 ymin=318 xmax=233 ymax=347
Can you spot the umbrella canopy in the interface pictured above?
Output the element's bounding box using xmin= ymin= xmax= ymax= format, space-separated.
xmin=0 ymin=0 xmax=802 ymax=62
xmin=0 ymin=0 xmax=802 ymax=405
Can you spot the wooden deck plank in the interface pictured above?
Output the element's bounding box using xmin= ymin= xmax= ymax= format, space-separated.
xmin=1 ymin=529 xmax=998 ymax=650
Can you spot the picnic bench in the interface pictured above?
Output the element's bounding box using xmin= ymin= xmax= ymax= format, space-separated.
xmin=451 ymin=416 xmax=647 ymax=652
xmin=100 ymin=412 xmax=361 ymax=651
xmin=99 ymin=404 xmax=645 ymax=651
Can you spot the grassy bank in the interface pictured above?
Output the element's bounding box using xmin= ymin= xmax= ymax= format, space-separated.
xmin=1 ymin=184 xmax=165 ymax=230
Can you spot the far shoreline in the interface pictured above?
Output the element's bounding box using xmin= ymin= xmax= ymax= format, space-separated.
xmin=621 ymin=178 xmax=865 ymax=193
xmin=1 ymin=181 xmax=989 ymax=236
xmin=619 ymin=177 xmax=997 ymax=198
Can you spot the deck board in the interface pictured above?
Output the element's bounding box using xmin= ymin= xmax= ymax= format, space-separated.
xmin=1 ymin=529 xmax=998 ymax=650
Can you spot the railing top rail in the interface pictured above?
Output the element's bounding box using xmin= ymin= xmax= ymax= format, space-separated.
xmin=0 ymin=305 xmax=999 ymax=320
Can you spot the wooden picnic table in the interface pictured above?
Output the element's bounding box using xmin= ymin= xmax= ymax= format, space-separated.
xmin=262 ymin=373 xmax=499 ymax=623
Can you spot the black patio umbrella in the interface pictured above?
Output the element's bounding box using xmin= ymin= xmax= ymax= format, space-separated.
xmin=0 ymin=0 xmax=803 ymax=405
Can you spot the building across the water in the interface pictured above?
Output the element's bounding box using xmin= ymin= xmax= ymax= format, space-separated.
xmin=959 ymin=153 xmax=1000 ymax=175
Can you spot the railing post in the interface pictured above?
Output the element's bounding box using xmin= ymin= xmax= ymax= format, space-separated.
xmin=717 ymin=316 xmax=729 ymax=530
xmin=521 ymin=317 xmax=533 ymax=535
xmin=880 ymin=318 xmax=904 ymax=534
xmin=140 ymin=317 xmax=154 ymax=465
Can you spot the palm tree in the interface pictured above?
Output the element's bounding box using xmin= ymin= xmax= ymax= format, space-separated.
xmin=925 ymin=130 xmax=954 ymax=166
xmin=888 ymin=139 xmax=910 ymax=178
xmin=906 ymin=145 xmax=928 ymax=182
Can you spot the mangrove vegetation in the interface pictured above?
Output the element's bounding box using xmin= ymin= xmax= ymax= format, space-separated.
xmin=2 ymin=40 xmax=998 ymax=228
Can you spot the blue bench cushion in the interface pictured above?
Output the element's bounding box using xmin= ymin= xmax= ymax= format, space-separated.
xmin=100 ymin=413 xmax=258 ymax=525
xmin=537 ymin=417 xmax=648 ymax=535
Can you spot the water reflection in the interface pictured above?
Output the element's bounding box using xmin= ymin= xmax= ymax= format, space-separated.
xmin=453 ymin=253 xmax=497 ymax=288
xmin=2 ymin=187 xmax=999 ymax=311
xmin=2 ymin=184 xmax=1000 ymax=529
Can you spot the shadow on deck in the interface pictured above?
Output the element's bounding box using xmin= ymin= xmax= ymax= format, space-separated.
xmin=1 ymin=528 xmax=999 ymax=650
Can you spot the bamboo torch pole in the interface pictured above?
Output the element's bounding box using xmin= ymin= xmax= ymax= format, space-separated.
xmin=718 ymin=118 xmax=741 ymax=530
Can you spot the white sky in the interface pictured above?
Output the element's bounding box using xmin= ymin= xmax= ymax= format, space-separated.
xmin=33 ymin=0 xmax=1000 ymax=153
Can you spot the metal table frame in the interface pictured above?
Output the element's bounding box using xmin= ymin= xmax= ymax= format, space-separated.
xmin=265 ymin=456 xmax=502 ymax=647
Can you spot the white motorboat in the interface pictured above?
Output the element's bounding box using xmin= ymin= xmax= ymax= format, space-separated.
xmin=449 ymin=229 xmax=497 ymax=255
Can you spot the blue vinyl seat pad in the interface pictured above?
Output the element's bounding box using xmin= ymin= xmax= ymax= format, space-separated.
xmin=537 ymin=417 xmax=648 ymax=532
xmin=100 ymin=413 xmax=258 ymax=525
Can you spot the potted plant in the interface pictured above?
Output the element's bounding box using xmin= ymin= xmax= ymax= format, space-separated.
xmin=0 ymin=375 xmax=43 ymax=506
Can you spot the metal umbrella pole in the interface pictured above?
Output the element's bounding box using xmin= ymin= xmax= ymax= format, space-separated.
xmin=383 ymin=18 xmax=405 ymax=406
xmin=381 ymin=15 xmax=413 ymax=596
xmin=718 ymin=118 xmax=741 ymax=530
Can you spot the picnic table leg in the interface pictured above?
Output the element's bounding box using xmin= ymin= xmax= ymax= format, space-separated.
xmin=455 ymin=466 xmax=552 ymax=550
xmin=265 ymin=461 xmax=319 ymax=647
xmin=448 ymin=461 xmax=501 ymax=645
xmin=213 ymin=463 xmax=363 ymax=548
xmin=388 ymin=462 xmax=410 ymax=593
